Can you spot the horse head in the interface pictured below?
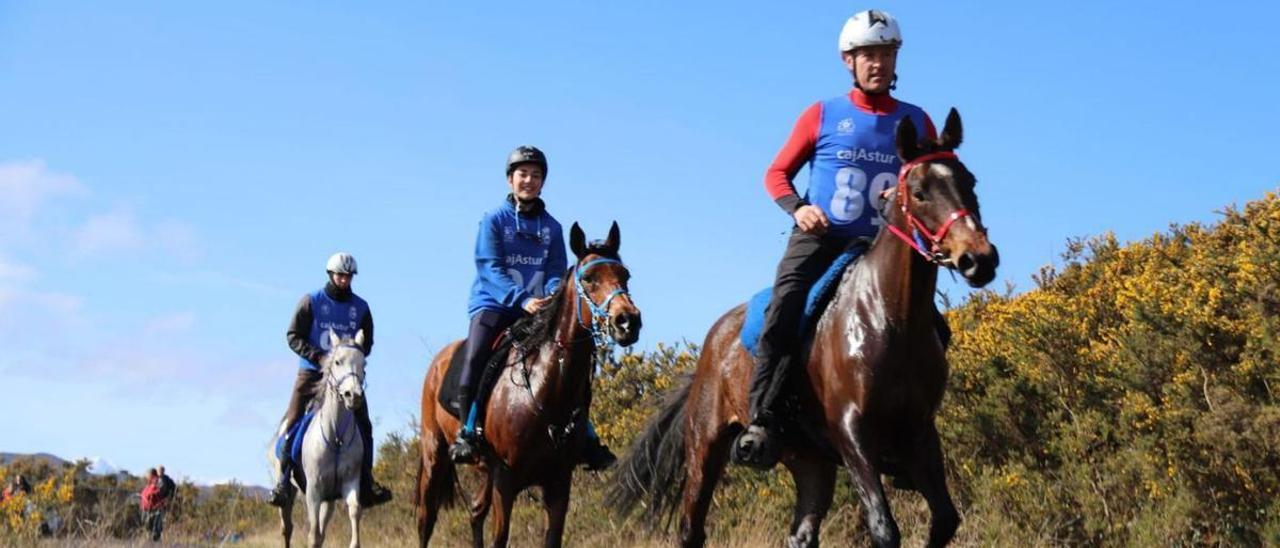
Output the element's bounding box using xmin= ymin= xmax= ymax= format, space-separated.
xmin=891 ymin=108 xmax=1000 ymax=287
xmin=323 ymin=329 xmax=367 ymax=410
xmin=569 ymin=221 xmax=642 ymax=346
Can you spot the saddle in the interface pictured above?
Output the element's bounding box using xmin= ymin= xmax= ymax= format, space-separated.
xmin=437 ymin=332 xmax=514 ymax=420
xmin=740 ymin=244 xmax=867 ymax=356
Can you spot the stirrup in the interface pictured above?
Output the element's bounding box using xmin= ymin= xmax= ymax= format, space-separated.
xmin=449 ymin=433 xmax=481 ymax=464
xmin=732 ymin=424 xmax=780 ymax=469
xmin=267 ymin=482 xmax=293 ymax=507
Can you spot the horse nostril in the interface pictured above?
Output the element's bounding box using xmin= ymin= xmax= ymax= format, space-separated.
xmin=957 ymin=252 xmax=977 ymax=274
xmin=613 ymin=314 xmax=630 ymax=332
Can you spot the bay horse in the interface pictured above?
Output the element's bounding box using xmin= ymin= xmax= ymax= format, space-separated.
xmin=269 ymin=329 xmax=368 ymax=548
xmin=416 ymin=222 xmax=642 ymax=548
xmin=609 ymin=109 xmax=998 ymax=547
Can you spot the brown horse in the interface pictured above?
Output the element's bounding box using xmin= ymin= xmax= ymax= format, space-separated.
xmin=609 ymin=109 xmax=997 ymax=548
xmin=416 ymin=222 xmax=642 ymax=548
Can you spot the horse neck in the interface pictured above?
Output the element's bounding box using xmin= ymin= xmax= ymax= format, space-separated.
xmin=841 ymin=207 xmax=939 ymax=329
xmin=533 ymin=279 xmax=596 ymax=414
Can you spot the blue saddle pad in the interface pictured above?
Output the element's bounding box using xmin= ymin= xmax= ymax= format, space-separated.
xmin=740 ymin=245 xmax=866 ymax=356
xmin=275 ymin=410 xmax=317 ymax=463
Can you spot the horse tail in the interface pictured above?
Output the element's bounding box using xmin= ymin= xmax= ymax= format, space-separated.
xmin=606 ymin=376 xmax=693 ymax=527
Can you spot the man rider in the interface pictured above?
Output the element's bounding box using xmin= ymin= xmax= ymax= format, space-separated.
xmin=269 ymin=252 xmax=393 ymax=507
xmin=734 ymin=10 xmax=945 ymax=468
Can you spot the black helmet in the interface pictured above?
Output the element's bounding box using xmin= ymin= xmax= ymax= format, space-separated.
xmin=506 ymin=145 xmax=548 ymax=177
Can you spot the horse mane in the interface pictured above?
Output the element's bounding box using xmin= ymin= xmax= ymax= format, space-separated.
xmin=499 ymin=242 xmax=621 ymax=364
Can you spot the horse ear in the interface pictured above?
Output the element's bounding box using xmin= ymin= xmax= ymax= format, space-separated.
xmin=896 ymin=117 xmax=921 ymax=162
xmin=353 ymin=329 xmax=366 ymax=349
xmin=569 ymin=222 xmax=587 ymax=258
xmin=327 ymin=328 xmax=341 ymax=350
xmin=939 ymin=107 xmax=963 ymax=151
xmin=605 ymin=221 xmax=620 ymax=254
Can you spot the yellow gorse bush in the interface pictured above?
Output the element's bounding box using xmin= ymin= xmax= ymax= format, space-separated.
xmin=941 ymin=191 xmax=1280 ymax=545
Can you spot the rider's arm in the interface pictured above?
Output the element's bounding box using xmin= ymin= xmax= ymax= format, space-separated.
xmin=543 ymin=224 xmax=567 ymax=296
xmin=475 ymin=214 xmax=535 ymax=310
xmin=764 ymin=102 xmax=821 ymax=215
xmin=286 ymin=294 xmax=325 ymax=364
xmin=359 ymin=309 xmax=374 ymax=358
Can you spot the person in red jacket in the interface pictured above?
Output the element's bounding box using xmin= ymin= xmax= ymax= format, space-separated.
xmin=139 ymin=469 xmax=162 ymax=541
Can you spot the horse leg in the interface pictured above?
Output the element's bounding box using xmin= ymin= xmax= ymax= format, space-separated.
xmin=346 ymin=478 xmax=363 ymax=548
xmin=541 ymin=474 xmax=571 ymax=548
xmin=488 ymin=467 xmax=517 ymax=548
xmin=416 ymin=438 xmax=450 ymax=547
xmin=905 ymin=424 xmax=960 ymax=548
xmin=306 ymin=494 xmax=324 ymax=548
xmin=469 ymin=470 xmax=493 ymax=548
xmin=280 ymin=492 xmax=295 ymax=548
xmin=784 ymin=454 xmax=836 ymax=548
xmin=837 ymin=412 xmax=900 ymax=547
xmin=679 ymin=426 xmax=733 ymax=548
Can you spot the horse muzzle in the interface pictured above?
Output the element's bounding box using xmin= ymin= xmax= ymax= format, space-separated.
xmin=610 ymin=312 xmax=642 ymax=347
xmin=956 ymin=243 xmax=999 ymax=288
xmin=341 ymin=390 xmax=364 ymax=410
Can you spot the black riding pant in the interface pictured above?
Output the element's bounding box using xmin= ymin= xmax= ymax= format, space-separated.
xmin=279 ymin=368 xmax=377 ymax=480
xmin=458 ymin=309 xmax=518 ymax=409
xmin=749 ymin=228 xmax=850 ymax=422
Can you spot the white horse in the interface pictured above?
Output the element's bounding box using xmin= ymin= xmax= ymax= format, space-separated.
xmin=269 ymin=329 xmax=367 ymax=548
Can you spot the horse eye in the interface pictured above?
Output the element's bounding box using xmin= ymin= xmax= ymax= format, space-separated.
xmin=913 ymin=189 xmax=927 ymax=201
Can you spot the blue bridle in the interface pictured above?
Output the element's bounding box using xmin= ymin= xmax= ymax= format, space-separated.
xmin=572 ymin=257 xmax=630 ymax=347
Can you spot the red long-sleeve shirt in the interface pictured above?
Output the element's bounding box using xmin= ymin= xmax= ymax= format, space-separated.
xmin=765 ymin=88 xmax=937 ymax=214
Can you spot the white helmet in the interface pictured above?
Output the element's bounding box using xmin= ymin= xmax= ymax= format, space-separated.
xmin=838 ymin=9 xmax=902 ymax=52
xmin=326 ymin=252 xmax=358 ymax=275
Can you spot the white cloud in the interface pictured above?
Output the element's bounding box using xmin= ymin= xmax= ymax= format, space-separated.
xmin=73 ymin=208 xmax=144 ymax=257
xmin=0 ymin=159 xmax=86 ymax=240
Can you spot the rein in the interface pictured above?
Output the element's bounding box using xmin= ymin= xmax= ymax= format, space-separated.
xmin=884 ymin=151 xmax=972 ymax=264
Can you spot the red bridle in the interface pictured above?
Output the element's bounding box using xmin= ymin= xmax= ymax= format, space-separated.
xmin=884 ymin=151 xmax=972 ymax=263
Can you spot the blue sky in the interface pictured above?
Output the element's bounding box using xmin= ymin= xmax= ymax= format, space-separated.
xmin=2 ymin=1 xmax=1277 ymax=485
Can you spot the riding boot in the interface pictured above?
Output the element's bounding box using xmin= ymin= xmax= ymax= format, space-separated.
xmin=449 ymin=390 xmax=482 ymax=464
xmin=359 ymin=467 xmax=393 ymax=507
xmin=356 ymin=411 xmax=393 ymax=507
xmin=734 ymin=354 xmax=783 ymax=469
xmin=268 ymin=456 xmax=293 ymax=507
xmin=577 ymin=422 xmax=617 ymax=471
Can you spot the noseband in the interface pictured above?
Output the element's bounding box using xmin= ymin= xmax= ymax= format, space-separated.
xmin=572 ymin=257 xmax=630 ymax=347
xmin=884 ymin=151 xmax=973 ymax=264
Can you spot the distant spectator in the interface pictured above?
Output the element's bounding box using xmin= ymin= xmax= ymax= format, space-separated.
xmin=151 ymin=465 xmax=175 ymax=541
xmin=140 ymin=469 xmax=162 ymax=541
xmin=2 ymin=474 xmax=32 ymax=502
xmin=156 ymin=466 xmax=176 ymax=502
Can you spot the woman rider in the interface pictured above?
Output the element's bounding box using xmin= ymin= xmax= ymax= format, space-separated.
xmin=449 ymin=145 xmax=616 ymax=470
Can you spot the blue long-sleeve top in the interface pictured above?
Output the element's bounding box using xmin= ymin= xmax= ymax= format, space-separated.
xmin=466 ymin=197 xmax=566 ymax=318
